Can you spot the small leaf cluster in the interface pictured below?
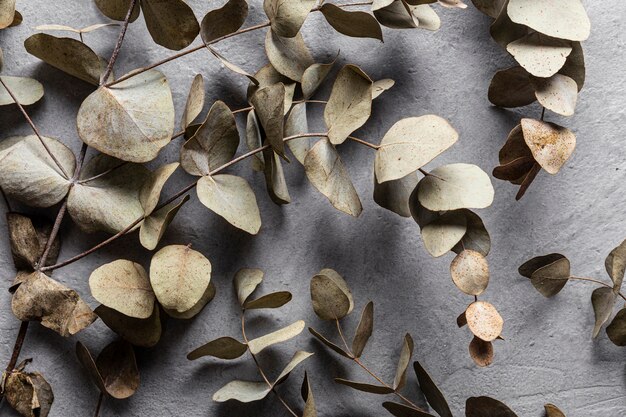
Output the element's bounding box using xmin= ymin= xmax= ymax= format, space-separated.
xmin=520 ymin=239 xmax=626 ymax=346
xmin=473 ymin=0 xmax=589 ymax=199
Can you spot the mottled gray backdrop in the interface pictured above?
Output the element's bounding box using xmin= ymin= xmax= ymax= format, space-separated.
xmin=1 ymin=1 xmax=625 ymax=416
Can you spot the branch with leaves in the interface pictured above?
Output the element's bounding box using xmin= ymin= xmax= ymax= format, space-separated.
xmin=472 ymin=0 xmax=590 ymax=200
xmin=520 ymin=239 xmax=626 ymax=347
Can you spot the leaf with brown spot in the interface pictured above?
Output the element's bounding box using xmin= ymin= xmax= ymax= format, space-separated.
xmin=530 ymin=74 xmax=578 ymax=117
xmin=465 ymin=301 xmax=504 ymax=342
xmin=506 ymin=33 xmax=572 ymax=78
xmin=450 ymin=250 xmax=490 ymax=296
xmin=507 ymin=0 xmax=590 ymax=42
xmin=4 ymin=365 xmax=54 ymax=417
xmin=521 ymin=118 xmax=576 ymax=175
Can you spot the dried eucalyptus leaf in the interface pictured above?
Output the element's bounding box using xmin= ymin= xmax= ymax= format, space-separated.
xmin=452 ymin=210 xmax=491 ymax=256
xmin=421 ymin=210 xmax=467 ymax=258
xmin=75 ymin=341 xmax=107 ymax=393
xmin=309 ymin=327 xmax=352 ymax=358
xmin=334 ymin=378 xmax=394 ymax=394
xmin=96 ymin=340 xmax=140 ymax=399
xmin=527 ymin=256 xmax=570 ymax=297
xmin=0 ymin=76 xmax=44 ymax=106
xmin=413 ymin=361 xmax=452 ymax=417
xmin=187 ymin=336 xmax=248 ymax=360
xmin=490 ymin=1 xmax=527 ymax=48
xmin=372 ymin=78 xmax=395 ymax=99
xmin=285 ymin=102 xmax=312 ymax=164
xmin=94 ymin=0 xmax=140 ymax=22
xmin=302 ymin=58 xmax=336 ymax=99
xmin=412 ymin=5 xmax=441 ymax=31
xmin=247 ymin=320 xmax=305 ymax=354
xmin=95 ymin=304 xmax=162 ymax=348
xmin=383 ymin=401 xmax=435 ymax=417
xmin=265 ymin=30 xmax=314 ymax=82
xmin=244 ymin=291 xmax=292 ymax=310
xmin=506 ymin=33 xmax=572 ymax=78
xmin=492 ymin=156 xmax=535 ymax=183
xmin=374 ymin=173 xmax=419 ymax=218
xmin=4 ymin=368 xmax=54 ymax=417
xmin=375 ymin=115 xmax=458 ymax=183
xmin=507 ymin=0 xmax=590 ymax=42
xmin=150 ymin=244 xmax=212 ymax=313
xmin=68 ymin=155 xmax=149 ymax=234
xmin=450 ymin=250 xmax=490 ymax=296
xmin=24 ymin=34 xmax=105 ymax=85
xmin=418 ymin=163 xmax=494 ymax=211
xmin=544 ymin=404 xmax=566 ymax=417
xmin=393 ymin=333 xmax=414 ymax=390
xmin=320 ymin=4 xmax=383 ymax=40
xmin=247 ymin=63 xmax=292 ymax=99
xmin=302 ymin=372 xmax=317 ymax=417
xmin=304 ymin=138 xmax=363 ymax=217
xmin=352 ymin=301 xmax=374 ymax=358
xmin=521 ymin=118 xmax=576 ymax=174
xmin=606 ymin=308 xmax=626 ymax=346
xmin=275 ymin=351 xmax=314 ymax=384
xmin=373 ymin=1 xmax=417 ymax=30
xmin=140 ymin=162 xmax=179 ymax=215
xmin=468 ymin=336 xmax=494 ymax=367
xmin=12 ymin=271 xmax=96 ymax=337
xmin=250 ymin=83 xmax=286 ymax=157
xmin=208 ymin=47 xmax=258 ymax=84
xmin=0 ymin=0 xmax=16 ymax=29
xmin=324 ymin=65 xmax=373 ymax=145
xmin=310 ymin=268 xmax=354 ymax=320
xmin=530 ymin=74 xmax=578 ymax=117
xmin=196 ymin=174 xmax=262 ymax=235
xmin=591 ymin=287 xmax=616 ymax=339
xmin=559 ymin=41 xmax=585 ymax=91
xmin=519 ymin=254 xmax=567 ymax=278
xmin=472 ymin=0 xmax=506 ymax=18
xmin=488 ymin=66 xmax=536 ymax=108
xmin=164 ymin=281 xmax=216 ymax=319
xmin=0 ymin=136 xmax=74 ymax=207
xmin=0 ymin=46 xmax=4 ymax=72
xmin=201 ymin=0 xmax=248 ymax=43
xmin=465 ymin=396 xmax=518 ymax=417
xmin=139 ymin=195 xmax=189 ymax=251
xmin=89 ymin=260 xmax=154 ymax=319
xmin=605 ymin=239 xmax=626 ymax=292
xmin=265 ymin=0 xmax=316 ymax=38
xmin=181 ymin=74 xmax=205 ymax=129
xmin=234 ymin=268 xmax=264 ymax=306
xmin=77 ymin=69 xmax=175 ymax=163
xmin=246 ymin=110 xmax=266 ymax=171
xmin=465 ymin=301 xmax=504 ymax=342
xmin=181 ymin=101 xmax=239 ymax=176
xmin=262 ymin=148 xmax=291 ymax=205
xmin=141 ymin=0 xmax=199 ymax=50
xmin=7 ymin=213 xmax=58 ymax=270
xmin=212 ymin=380 xmax=271 ymax=403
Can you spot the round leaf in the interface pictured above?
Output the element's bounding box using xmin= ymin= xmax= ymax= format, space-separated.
xmin=468 ymin=336 xmax=494 ymax=367
xmin=507 ymin=0 xmax=590 ymax=42
xmin=506 ymin=33 xmax=572 ymax=78
xmin=465 ymin=301 xmax=504 ymax=342
xmin=95 ymin=304 xmax=162 ymax=348
xmin=310 ymin=268 xmax=354 ymax=320
xmin=96 ymin=340 xmax=140 ymax=399
xmin=320 ymin=4 xmax=383 ymax=40
xmin=450 ymin=250 xmax=490 ymax=296
xmin=141 ymin=0 xmax=200 ymax=50
xmin=488 ymin=66 xmax=536 ymax=108
xmin=0 ymin=76 xmax=44 ymax=106
xmin=530 ymin=74 xmax=578 ymax=117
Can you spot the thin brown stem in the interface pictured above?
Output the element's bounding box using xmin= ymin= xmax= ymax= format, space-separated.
xmin=77 ymin=161 xmax=128 ymax=184
xmin=38 ymin=200 xmax=68 ymax=268
xmin=313 ymin=1 xmax=373 ymax=11
xmin=241 ymin=314 xmax=299 ymax=417
xmin=101 ymin=0 xmax=138 ymax=84
xmin=93 ymin=392 xmax=104 ymax=417
xmin=0 ymin=321 xmax=29 ymax=404
xmin=568 ymin=276 xmax=626 ymax=302
xmin=348 ymin=136 xmax=379 ymax=149
xmin=105 ymin=22 xmax=271 ymax=87
xmin=0 ymin=78 xmax=70 ymax=178
xmin=232 ymin=99 xmax=328 ymax=115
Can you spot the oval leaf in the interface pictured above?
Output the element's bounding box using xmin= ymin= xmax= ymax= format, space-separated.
xmin=188 ymin=337 xmax=248 ymax=360
xmin=465 ymin=301 xmax=504 ymax=342
xmin=247 ymin=320 xmax=305 ymax=354
xmin=450 ymin=249 xmax=490 ymax=296
xmin=310 ymin=268 xmax=354 ymax=320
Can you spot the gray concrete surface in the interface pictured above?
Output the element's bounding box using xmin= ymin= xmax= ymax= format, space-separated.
xmin=1 ymin=1 xmax=625 ymax=416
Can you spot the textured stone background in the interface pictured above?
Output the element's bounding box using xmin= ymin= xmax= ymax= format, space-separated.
xmin=1 ymin=1 xmax=625 ymax=416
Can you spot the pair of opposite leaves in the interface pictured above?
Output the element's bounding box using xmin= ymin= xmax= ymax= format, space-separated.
xmin=187 ymin=268 xmax=313 ymax=408
xmin=520 ymin=239 xmax=626 ymax=346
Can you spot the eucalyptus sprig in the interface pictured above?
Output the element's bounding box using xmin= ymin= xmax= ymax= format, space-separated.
xmin=520 ymin=239 xmax=626 ymax=346
xmin=472 ymin=0 xmax=589 ymax=199
xmin=188 ymin=269 xmax=314 ymax=416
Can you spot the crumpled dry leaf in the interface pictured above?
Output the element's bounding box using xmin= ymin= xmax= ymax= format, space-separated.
xmin=375 ymin=115 xmax=458 ymax=183
xmin=310 ymin=268 xmax=354 ymax=320
xmin=4 ymin=363 xmax=54 ymax=417
xmin=507 ymin=0 xmax=590 ymax=42
xmin=24 ymin=34 xmax=106 ymax=85
xmin=196 ymin=174 xmax=262 ymax=235
xmin=320 ymin=4 xmax=383 ymax=41
xmin=7 ymin=212 xmax=61 ymax=270
xmin=149 ymin=244 xmax=212 ymax=313
xmin=12 ymin=271 xmax=96 ymax=337
xmin=265 ymin=0 xmax=316 ymax=38
xmin=324 ymin=65 xmax=373 ymax=145
xmin=0 ymin=76 xmax=44 ymax=106
xmin=89 ymin=259 xmax=155 ymax=319
xmin=0 ymin=135 xmax=74 ymax=207
xmin=201 ymin=0 xmax=248 ymax=43
xmin=180 ymin=100 xmax=239 ymax=176
xmin=304 ymin=138 xmax=363 ymax=217
xmin=77 ymin=69 xmax=175 ymax=163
